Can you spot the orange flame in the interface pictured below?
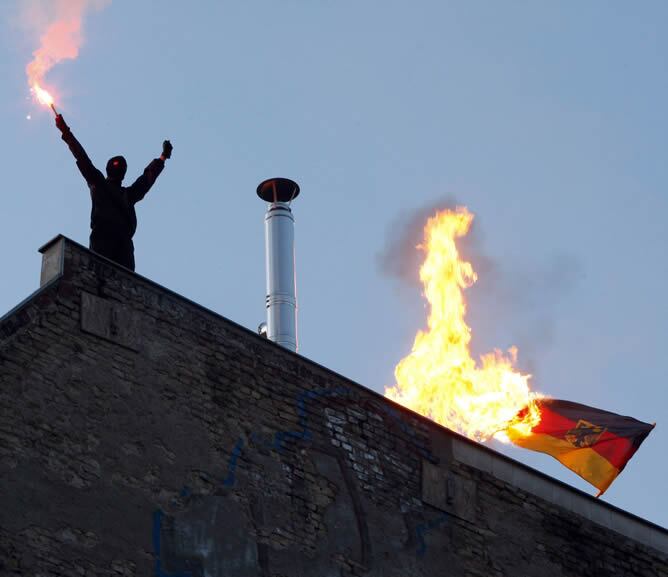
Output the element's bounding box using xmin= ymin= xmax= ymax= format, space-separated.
xmin=385 ymin=207 xmax=542 ymax=442
xmin=23 ymin=0 xmax=110 ymax=110
xmin=32 ymin=82 xmax=55 ymax=107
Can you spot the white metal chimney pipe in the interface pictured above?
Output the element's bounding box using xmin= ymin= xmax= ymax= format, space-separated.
xmin=257 ymin=178 xmax=300 ymax=352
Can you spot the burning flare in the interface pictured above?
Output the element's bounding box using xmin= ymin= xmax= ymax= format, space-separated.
xmin=32 ymin=83 xmax=54 ymax=107
xmin=385 ymin=207 xmax=541 ymax=442
xmin=23 ymin=0 xmax=110 ymax=111
xmin=31 ymin=83 xmax=56 ymax=115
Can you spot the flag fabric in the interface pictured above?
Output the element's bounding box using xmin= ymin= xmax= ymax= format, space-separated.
xmin=508 ymin=399 xmax=655 ymax=496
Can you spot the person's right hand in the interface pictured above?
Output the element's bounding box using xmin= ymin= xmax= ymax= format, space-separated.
xmin=162 ymin=140 xmax=173 ymax=159
xmin=55 ymin=114 xmax=69 ymax=133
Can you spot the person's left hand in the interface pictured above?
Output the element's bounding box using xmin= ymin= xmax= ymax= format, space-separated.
xmin=162 ymin=140 xmax=173 ymax=159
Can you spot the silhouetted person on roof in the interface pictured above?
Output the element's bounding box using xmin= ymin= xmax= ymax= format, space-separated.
xmin=55 ymin=113 xmax=172 ymax=272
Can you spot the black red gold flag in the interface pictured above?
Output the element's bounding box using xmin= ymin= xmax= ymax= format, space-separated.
xmin=507 ymin=399 xmax=655 ymax=496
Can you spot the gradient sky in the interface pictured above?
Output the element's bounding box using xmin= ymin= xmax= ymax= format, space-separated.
xmin=1 ymin=1 xmax=666 ymax=528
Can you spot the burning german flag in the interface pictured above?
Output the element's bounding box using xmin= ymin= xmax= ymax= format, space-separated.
xmin=385 ymin=208 xmax=656 ymax=496
xmin=507 ymin=399 xmax=655 ymax=496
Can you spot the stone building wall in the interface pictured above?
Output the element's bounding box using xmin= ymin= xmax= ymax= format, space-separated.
xmin=1 ymin=236 xmax=666 ymax=576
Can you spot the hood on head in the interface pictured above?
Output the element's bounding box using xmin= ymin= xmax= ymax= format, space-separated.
xmin=106 ymin=156 xmax=127 ymax=182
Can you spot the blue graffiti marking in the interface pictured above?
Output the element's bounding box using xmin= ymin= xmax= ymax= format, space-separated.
xmin=221 ymin=387 xmax=349 ymax=487
xmin=219 ymin=386 xmax=436 ymax=491
xmin=272 ymin=387 xmax=349 ymax=452
xmin=415 ymin=512 xmax=450 ymax=557
xmin=222 ymin=438 xmax=245 ymax=487
xmin=153 ymin=510 xmax=192 ymax=577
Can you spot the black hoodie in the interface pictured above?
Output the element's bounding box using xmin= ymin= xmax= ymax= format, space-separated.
xmin=61 ymin=129 xmax=164 ymax=238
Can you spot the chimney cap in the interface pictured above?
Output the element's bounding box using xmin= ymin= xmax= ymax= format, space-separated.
xmin=257 ymin=178 xmax=300 ymax=203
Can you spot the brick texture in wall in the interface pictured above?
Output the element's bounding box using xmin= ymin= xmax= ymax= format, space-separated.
xmin=1 ymin=237 xmax=667 ymax=577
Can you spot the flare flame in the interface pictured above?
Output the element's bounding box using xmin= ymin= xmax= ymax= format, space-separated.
xmin=22 ymin=0 xmax=110 ymax=110
xmin=385 ymin=207 xmax=542 ymax=442
xmin=31 ymin=82 xmax=55 ymax=108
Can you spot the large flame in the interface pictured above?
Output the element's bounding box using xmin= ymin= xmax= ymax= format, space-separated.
xmin=385 ymin=207 xmax=541 ymax=442
xmin=22 ymin=0 xmax=110 ymax=110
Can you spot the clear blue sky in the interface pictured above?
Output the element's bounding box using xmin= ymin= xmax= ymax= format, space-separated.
xmin=1 ymin=1 xmax=666 ymax=527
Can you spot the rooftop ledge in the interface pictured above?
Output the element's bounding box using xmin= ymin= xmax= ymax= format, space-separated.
xmin=1 ymin=234 xmax=666 ymax=554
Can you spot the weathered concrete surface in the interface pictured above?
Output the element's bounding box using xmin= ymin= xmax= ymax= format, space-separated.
xmin=1 ymin=236 xmax=667 ymax=577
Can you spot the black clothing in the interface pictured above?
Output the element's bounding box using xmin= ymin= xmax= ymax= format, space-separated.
xmin=61 ymin=129 xmax=164 ymax=271
xmin=90 ymin=228 xmax=135 ymax=271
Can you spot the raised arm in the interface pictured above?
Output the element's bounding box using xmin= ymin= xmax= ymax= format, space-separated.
xmin=55 ymin=114 xmax=103 ymax=186
xmin=127 ymin=140 xmax=172 ymax=204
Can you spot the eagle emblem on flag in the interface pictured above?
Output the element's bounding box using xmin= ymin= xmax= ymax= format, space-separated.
xmin=565 ymin=419 xmax=606 ymax=448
